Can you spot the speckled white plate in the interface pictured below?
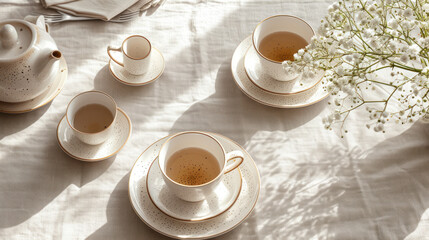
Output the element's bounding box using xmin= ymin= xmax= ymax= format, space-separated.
xmin=146 ymin=157 xmax=242 ymax=222
xmin=244 ymin=46 xmax=324 ymax=95
xmin=56 ymin=108 xmax=132 ymax=162
xmin=108 ymin=47 xmax=164 ymax=86
xmin=129 ymin=132 xmax=260 ymax=239
xmin=232 ymin=35 xmax=329 ymax=108
xmin=0 ymin=57 xmax=67 ymax=114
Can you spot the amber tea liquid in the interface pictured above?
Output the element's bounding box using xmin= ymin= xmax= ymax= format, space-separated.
xmin=73 ymin=104 xmax=114 ymax=133
xmin=258 ymin=31 xmax=308 ymax=62
xmin=166 ymin=147 xmax=221 ymax=185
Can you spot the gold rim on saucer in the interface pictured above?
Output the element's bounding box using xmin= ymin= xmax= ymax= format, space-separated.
xmin=243 ymin=46 xmax=324 ymax=96
xmin=56 ymin=108 xmax=132 ymax=162
xmin=108 ymin=47 xmax=164 ymax=86
xmin=230 ymin=36 xmax=329 ymax=108
xmin=128 ymin=131 xmax=261 ymax=239
xmin=0 ymin=57 xmax=68 ymax=114
xmin=146 ymin=156 xmax=243 ymax=222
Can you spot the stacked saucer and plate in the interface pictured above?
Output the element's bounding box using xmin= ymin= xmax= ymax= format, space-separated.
xmin=231 ymin=15 xmax=329 ymax=108
xmin=0 ymin=16 xmax=68 ymax=114
xmin=128 ymin=131 xmax=261 ymax=239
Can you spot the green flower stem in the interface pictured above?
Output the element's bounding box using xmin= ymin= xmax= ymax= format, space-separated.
xmin=358 ymin=0 xmax=374 ymax=18
xmin=299 ymin=0 xmax=429 ymax=132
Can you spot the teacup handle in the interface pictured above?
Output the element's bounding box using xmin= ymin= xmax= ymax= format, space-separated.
xmin=107 ymin=46 xmax=124 ymax=67
xmin=224 ymin=150 xmax=244 ymax=174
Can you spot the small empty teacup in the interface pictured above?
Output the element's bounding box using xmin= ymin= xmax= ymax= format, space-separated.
xmin=158 ymin=131 xmax=244 ymax=202
xmin=107 ymin=35 xmax=152 ymax=75
xmin=252 ymin=15 xmax=314 ymax=81
xmin=66 ymin=91 xmax=117 ymax=145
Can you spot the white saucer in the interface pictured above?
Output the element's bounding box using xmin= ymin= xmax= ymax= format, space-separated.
xmin=56 ymin=108 xmax=132 ymax=162
xmin=146 ymin=157 xmax=242 ymax=222
xmin=231 ymin=35 xmax=329 ymax=108
xmin=244 ymin=46 xmax=324 ymax=95
xmin=108 ymin=47 xmax=164 ymax=86
xmin=0 ymin=57 xmax=68 ymax=114
xmin=129 ymin=132 xmax=260 ymax=239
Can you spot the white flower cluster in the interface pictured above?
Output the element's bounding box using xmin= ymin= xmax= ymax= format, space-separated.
xmin=285 ymin=0 xmax=429 ymax=133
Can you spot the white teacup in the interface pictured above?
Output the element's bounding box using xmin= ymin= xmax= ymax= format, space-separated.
xmin=66 ymin=91 xmax=117 ymax=145
xmin=107 ymin=35 xmax=152 ymax=75
xmin=158 ymin=131 xmax=244 ymax=202
xmin=252 ymin=15 xmax=314 ymax=81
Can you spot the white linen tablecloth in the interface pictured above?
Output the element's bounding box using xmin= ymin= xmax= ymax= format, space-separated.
xmin=1 ymin=0 xmax=429 ymax=239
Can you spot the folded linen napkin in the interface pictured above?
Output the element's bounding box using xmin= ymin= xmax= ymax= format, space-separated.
xmin=40 ymin=0 xmax=160 ymax=21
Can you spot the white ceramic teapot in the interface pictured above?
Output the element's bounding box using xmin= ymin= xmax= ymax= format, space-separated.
xmin=0 ymin=16 xmax=62 ymax=103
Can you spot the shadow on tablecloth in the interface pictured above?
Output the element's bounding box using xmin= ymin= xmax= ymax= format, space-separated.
xmin=0 ymin=113 xmax=115 ymax=228
xmin=85 ymin=173 xmax=171 ymax=240
xmin=168 ymin=60 xmax=327 ymax=146
xmin=0 ymin=102 xmax=50 ymax=140
xmin=244 ymin=122 xmax=429 ymax=239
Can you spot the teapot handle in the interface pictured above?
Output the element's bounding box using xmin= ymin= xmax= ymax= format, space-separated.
xmin=45 ymin=23 xmax=50 ymax=33
xmin=24 ymin=15 xmax=49 ymax=33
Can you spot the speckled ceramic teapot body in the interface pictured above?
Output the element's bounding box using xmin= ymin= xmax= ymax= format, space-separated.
xmin=0 ymin=16 xmax=62 ymax=103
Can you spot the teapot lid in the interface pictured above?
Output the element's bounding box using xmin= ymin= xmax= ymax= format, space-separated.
xmin=0 ymin=20 xmax=35 ymax=61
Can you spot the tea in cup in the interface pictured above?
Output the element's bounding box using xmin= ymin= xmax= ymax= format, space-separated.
xmin=158 ymin=131 xmax=244 ymax=202
xmin=66 ymin=91 xmax=117 ymax=145
xmin=107 ymin=35 xmax=152 ymax=75
xmin=252 ymin=15 xmax=314 ymax=81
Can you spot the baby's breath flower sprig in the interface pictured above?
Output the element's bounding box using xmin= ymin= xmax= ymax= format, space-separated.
xmin=286 ymin=0 xmax=429 ymax=133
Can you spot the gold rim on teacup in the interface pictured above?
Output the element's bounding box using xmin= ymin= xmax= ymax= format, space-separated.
xmin=244 ymin=46 xmax=324 ymax=95
xmin=108 ymin=47 xmax=165 ymax=86
xmin=252 ymin=14 xmax=315 ymax=64
xmin=56 ymin=108 xmax=132 ymax=162
xmin=127 ymin=132 xmax=261 ymax=239
xmin=158 ymin=131 xmax=244 ymax=188
xmin=231 ymin=35 xmax=330 ymax=108
xmin=65 ymin=90 xmax=117 ymax=136
xmin=107 ymin=35 xmax=152 ymax=67
xmin=145 ymin=156 xmax=243 ymax=222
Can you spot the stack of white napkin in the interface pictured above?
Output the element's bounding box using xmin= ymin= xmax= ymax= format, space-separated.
xmin=40 ymin=0 xmax=164 ymax=21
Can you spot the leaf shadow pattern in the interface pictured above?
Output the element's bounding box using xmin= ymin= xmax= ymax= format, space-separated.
xmin=0 ymin=0 xmax=334 ymax=237
xmin=241 ymin=122 xmax=429 ymax=239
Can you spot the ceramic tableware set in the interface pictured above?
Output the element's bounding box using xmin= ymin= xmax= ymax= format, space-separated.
xmin=128 ymin=131 xmax=260 ymax=239
xmin=0 ymin=16 xmax=67 ymax=113
xmin=231 ymin=15 xmax=329 ymax=108
xmin=0 ymin=14 xmax=329 ymax=239
xmin=57 ymin=33 xmax=167 ymax=161
xmin=56 ymin=91 xmax=132 ymax=161
xmin=107 ymin=35 xmax=165 ymax=86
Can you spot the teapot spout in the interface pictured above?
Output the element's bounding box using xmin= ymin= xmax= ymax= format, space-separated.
xmin=37 ymin=50 xmax=61 ymax=81
xmin=51 ymin=50 xmax=62 ymax=60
